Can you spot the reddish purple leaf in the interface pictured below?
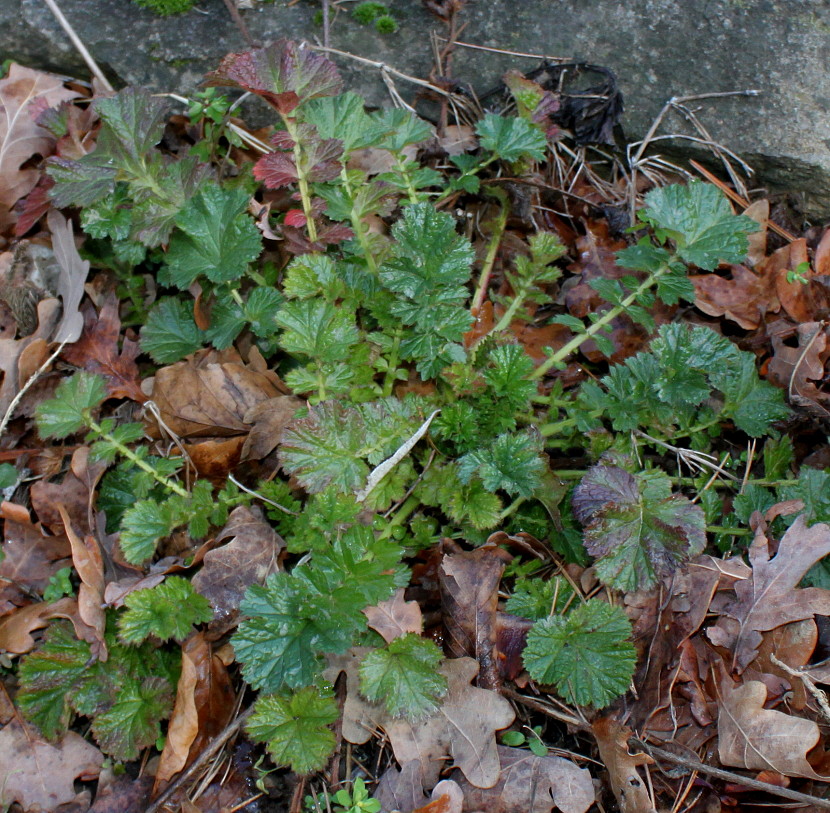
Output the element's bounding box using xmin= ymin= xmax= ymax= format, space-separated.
xmin=206 ymin=40 xmax=343 ymax=109
xmin=253 ymin=151 xmax=298 ymax=188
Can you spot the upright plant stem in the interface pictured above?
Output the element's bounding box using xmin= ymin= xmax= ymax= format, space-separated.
xmin=470 ymin=190 xmax=508 ymax=315
xmin=284 ymin=118 xmax=318 ymax=243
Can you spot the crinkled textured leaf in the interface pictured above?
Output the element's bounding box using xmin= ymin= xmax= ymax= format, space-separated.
xmin=522 ymin=600 xmax=636 ymax=707
xmin=457 ymin=431 xmax=545 ymax=498
xmin=247 ymin=687 xmax=338 ymax=774
xmin=35 ymin=371 xmax=106 ymax=439
xmin=234 ymin=525 xmax=402 ymax=692
xmin=282 ymin=253 xmax=347 ymax=301
xmin=573 ymin=464 xmax=705 ymax=591
xmin=118 ymin=498 xmax=181 ymax=564
xmin=140 ymin=297 xmax=206 ymax=364
xmin=710 ymin=351 xmax=790 ymax=437
xmin=16 ymin=619 xmax=176 ymax=759
xmin=279 ymin=398 xmax=423 ymax=495
xmin=118 ymin=576 xmax=213 ymax=644
xmin=49 ymin=87 xmax=168 ymax=208
xmin=233 ymin=573 xmax=358 ymax=691
xmin=577 ymin=323 xmax=783 ymax=437
xmin=163 ymin=186 xmax=262 ymax=287
xmin=91 ymin=676 xmax=173 ymax=762
xmin=505 ymin=577 xmax=575 ymax=621
xmin=379 ymin=203 xmax=474 ymax=376
xmin=375 ymin=108 xmax=433 ymax=152
xmin=475 ymin=114 xmax=547 ymax=162
xmin=303 ymin=92 xmax=387 ymax=154
xmin=275 ymin=298 xmax=359 ymax=362
xmin=208 ymin=40 xmax=343 ymax=107
xmin=359 ymin=633 xmax=447 ymax=719
xmin=638 ymin=181 xmax=758 ymax=270
xmin=279 ymin=400 xmax=369 ymax=494
xmin=0 ymin=64 xmax=80 ymax=210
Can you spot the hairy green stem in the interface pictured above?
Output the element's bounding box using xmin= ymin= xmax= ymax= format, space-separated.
xmin=707 ymin=525 xmax=751 ymax=536
xmin=531 ymin=264 xmax=671 ymax=379
xmin=87 ymin=418 xmax=190 ymax=498
xmin=471 ymin=192 xmax=508 ymax=316
xmin=499 ymin=496 xmax=526 ymax=521
xmin=341 ymin=167 xmax=379 ymax=274
xmin=381 ymin=329 xmax=403 ymax=398
xmin=394 ymin=155 xmax=420 ymax=205
xmin=284 ymin=117 xmax=318 ymax=243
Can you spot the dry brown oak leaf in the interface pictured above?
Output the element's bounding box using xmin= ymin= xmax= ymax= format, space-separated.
xmin=191 ymin=505 xmax=283 ymax=626
xmin=0 ymin=685 xmax=103 ymax=811
xmin=326 ymin=652 xmax=515 ymax=788
xmin=717 ymin=667 xmax=828 ymax=779
xmin=363 ymin=587 xmax=423 ymax=643
xmin=707 ymin=515 xmax=830 ymax=673
xmin=61 ymin=292 xmax=146 ymax=403
xmin=450 ymin=745 xmax=595 ymax=813
xmin=591 ymin=717 xmax=656 ymax=813
xmin=0 ymin=64 xmax=79 ymax=213
xmin=149 ymin=347 xmax=282 ymax=439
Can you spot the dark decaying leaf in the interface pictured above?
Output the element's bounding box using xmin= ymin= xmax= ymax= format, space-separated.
xmin=717 ymin=664 xmax=827 ymax=779
xmin=191 ymin=506 xmax=283 ymax=627
xmin=591 ymin=717 xmax=656 ymax=813
xmin=0 ymin=503 xmax=71 ymax=615
xmin=60 ymin=293 xmax=146 ymax=403
xmin=149 ymin=348 xmax=283 ymax=438
xmin=439 ymin=543 xmax=512 ymax=690
xmin=0 ymin=685 xmax=103 ymax=812
xmin=155 ymin=632 xmax=235 ymax=786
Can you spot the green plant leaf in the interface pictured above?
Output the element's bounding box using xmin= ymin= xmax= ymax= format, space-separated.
xmin=505 ymin=577 xmax=575 ymax=621
xmin=117 ymin=576 xmax=213 ymax=643
xmin=276 ymin=299 xmax=360 ymax=362
xmin=35 ymin=372 xmax=106 ymax=439
xmin=163 ymin=186 xmax=262 ymax=287
xmin=303 ymin=92 xmax=386 ymax=154
xmin=140 ymin=297 xmax=206 ymax=364
xmin=475 ymin=113 xmax=547 ymax=162
xmin=233 ymin=571 xmax=360 ymax=691
xmin=246 ymin=687 xmax=338 ymax=774
xmin=637 ymin=181 xmax=758 ymax=271
xmin=572 ymin=464 xmax=706 ymax=591
xmin=91 ymin=676 xmax=174 ymax=761
xmin=358 ymin=633 xmax=447 ymax=719
xmin=279 ymin=401 xmax=370 ymax=495
xmin=374 ymin=108 xmax=433 ymax=152
xmin=17 ymin=619 xmax=177 ymax=758
xmin=457 ymin=431 xmax=545 ymax=498
xmin=379 ymin=203 xmax=474 ymax=377
xmin=279 ymin=399 xmax=423 ymax=495
xmin=119 ymin=496 xmax=191 ymax=564
xmin=711 ymin=352 xmax=790 ymax=437
xmin=522 ymin=599 xmax=636 ymax=708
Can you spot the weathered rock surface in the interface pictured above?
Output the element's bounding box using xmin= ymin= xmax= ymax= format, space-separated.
xmin=2 ymin=0 xmax=829 ymax=218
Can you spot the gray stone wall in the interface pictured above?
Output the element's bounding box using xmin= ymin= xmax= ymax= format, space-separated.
xmin=2 ymin=0 xmax=829 ymax=218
